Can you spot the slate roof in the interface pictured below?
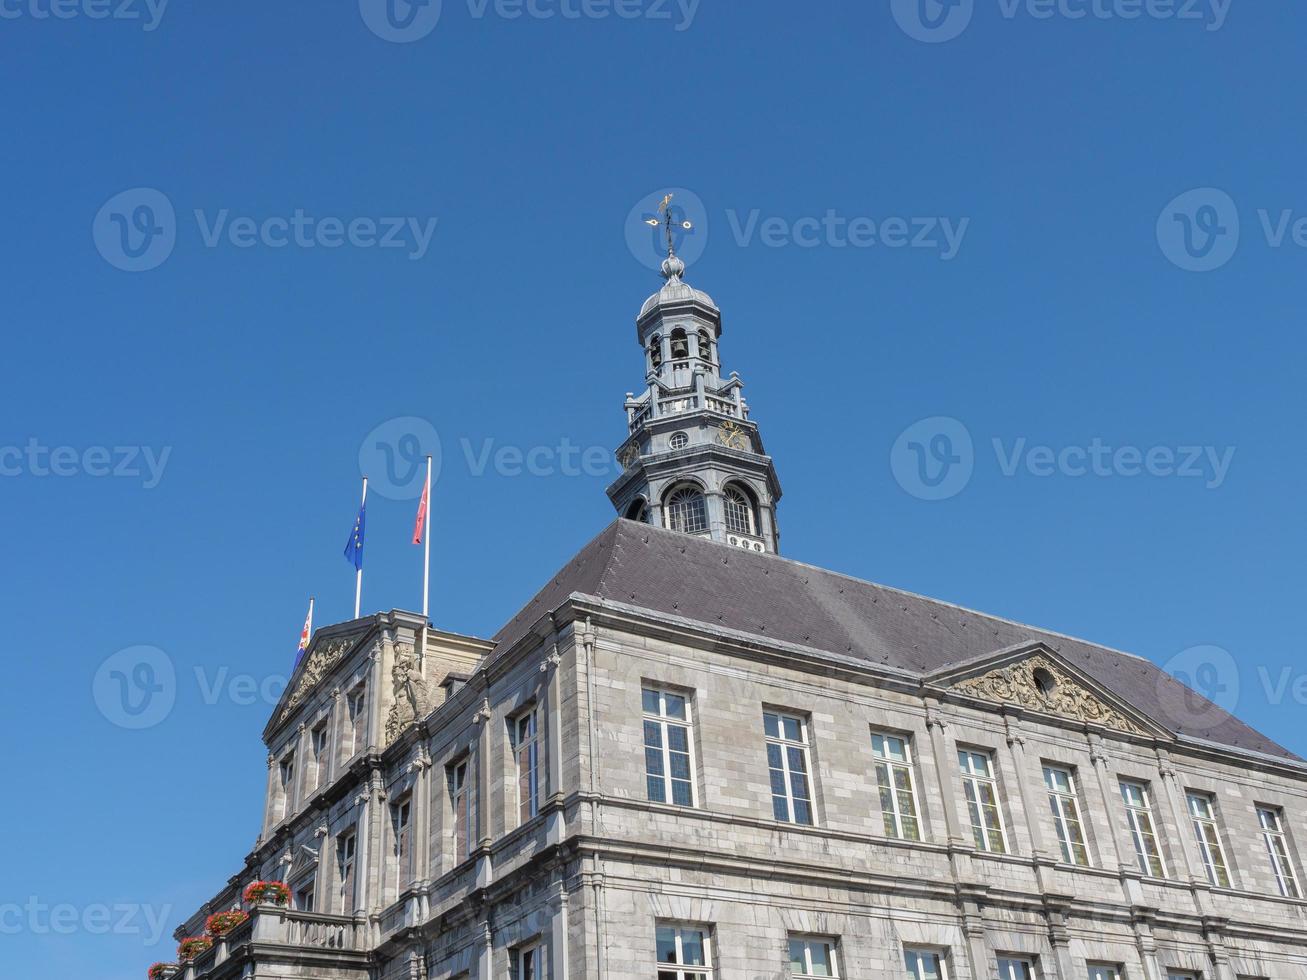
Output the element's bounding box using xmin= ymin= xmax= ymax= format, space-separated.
xmin=491 ymin=519 xmax=1298 ymax=764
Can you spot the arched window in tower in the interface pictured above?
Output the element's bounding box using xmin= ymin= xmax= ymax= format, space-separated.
xmin=664 ymin=485 xmax=708 ymax=535
xmin=697 ymin=329 xmax=714 ymax=364
xmin=723 ymin=484 xmax=758 ymax=536
xmin=669 ymin=328 xmax=689 ymax=360
xmin=648 ymin=335 xmax=662 ymax=371
xmin=625 ymin=498 xmax=649 ymax=524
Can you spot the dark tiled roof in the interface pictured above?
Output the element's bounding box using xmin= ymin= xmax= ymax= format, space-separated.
xmin=492 ymin=520 xmax=1298 ymax=763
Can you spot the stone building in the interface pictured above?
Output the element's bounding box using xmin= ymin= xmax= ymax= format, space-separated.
xmin=163 ymin=254 xmax=1307 ymax=980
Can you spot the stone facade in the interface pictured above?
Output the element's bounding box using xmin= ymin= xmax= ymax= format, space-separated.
xmin=166 ymin=590 xmax=1307 ymax=980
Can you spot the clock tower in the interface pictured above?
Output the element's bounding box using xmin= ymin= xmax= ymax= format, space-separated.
xmin=607 ymin=214 xmax=782 ymax=553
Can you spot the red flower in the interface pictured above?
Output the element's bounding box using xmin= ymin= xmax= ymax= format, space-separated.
xmin=241 ymin=880 xmax=290 ymax=906
xmin=177 ymin=936 xmax=214 ymax=960
xmin=204 ymin=909 xmax=249 ymax=937
xmin=148 ymin=963 xmax=178 ymax=980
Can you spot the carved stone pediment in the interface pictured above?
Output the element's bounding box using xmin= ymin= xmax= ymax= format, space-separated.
xmin=948 ymin=654 xmax=1147 ymax=736
xmin=280 ymin=636 xmax=358 ymax=723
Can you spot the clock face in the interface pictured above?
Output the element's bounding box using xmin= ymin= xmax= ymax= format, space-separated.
xmin=717 ymin=421 xmax=749 ymax=451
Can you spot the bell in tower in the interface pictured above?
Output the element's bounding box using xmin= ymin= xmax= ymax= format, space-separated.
xmin=607 ymin=195 xmax=783 ymax=554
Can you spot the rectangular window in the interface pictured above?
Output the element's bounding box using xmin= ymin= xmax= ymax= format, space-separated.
xmin=1257 ymin=806 xmax=1301 ymax=898
xmin=511 ymin=706 xmax=543 ymax=824
xmin=293 ymin=877 xmax=315 ymax=912
xmin=789 ymin=936 xmax=839 ymax=978
xmin=449 ymin=759 xmax=473 ymax=858
xmin=656 ymin=924 xmax=712 ymax=980
xmin=1088 ymin=964 xmax=1121 ymax=980
xmin=516 ymin=943 xmax=541 ymax=980
xmin=278 ymin=752 xmax=296 ymax=819
xmin=643 ymin=687 xmax=696 ymax=807
xmin=347 ymin=684 xmax=367 ymax=756
xmin=764 ymin=711 xmax=814 ymax=825
xmin=1186 ymin=792 xmax=1231 ymax=888
xmin=1166 ymin=973 xmax=1198 ymax=980
xmin=1120 ymin=780 xmax=1166 ymax=877
xmin=958 ymin=750 xmax=1007 ymax=853
xmin=871 ymin=732 xmax=921 ymax=841
xmin=392 ymin=796 xmax=412 ymax=889
xmin=1043 ymin=765 xmax=1090 ymax=866
xmin=997 ymin=959 xmax=1033 ymax=980
xmin=905 ymin=949 xmax=946 ymax=980
xmin=311 ymin=722 xmax=329 ymax=791
xmin=337 ymin=829 xmax=357 ymax=910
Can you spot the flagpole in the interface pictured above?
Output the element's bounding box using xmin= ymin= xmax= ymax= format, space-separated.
xmin=355 ymin=477 xmax=367 ymax=619
xmin=307 ymin=596 xmax=315 ymax=637
xmin=422 ymin=455 xmax=432 ymax=621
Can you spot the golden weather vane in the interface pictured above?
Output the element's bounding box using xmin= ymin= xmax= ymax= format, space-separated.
xmin=644 ymin=193 xmax=694 ymax=258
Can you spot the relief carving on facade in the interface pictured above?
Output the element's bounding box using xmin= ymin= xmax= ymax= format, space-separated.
xmin=385 ymin=643 xmax=431 ymax=745
xmin=279 ymin=636 xmax=357 ymax=723
xmin=948 ymin=655 xmax=1146 ymax=736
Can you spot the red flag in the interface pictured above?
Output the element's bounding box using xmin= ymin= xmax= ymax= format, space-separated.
xmin=412 ymin=474 xmax=430 ymax=545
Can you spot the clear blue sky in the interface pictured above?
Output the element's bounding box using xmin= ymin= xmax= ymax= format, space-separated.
xmin=3 ymin=2 xmax=1305 ymax=977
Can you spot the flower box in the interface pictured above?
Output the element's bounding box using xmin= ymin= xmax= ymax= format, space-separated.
xmin=177 ymin=936 xmax=213 ymax=961
xmin=148 ymin=963 xmax=179 ymax=980
xmin=241 ymin=881 xmax=290 ymax=906
xmin=204 ymin=909 xmax=249 ymax=937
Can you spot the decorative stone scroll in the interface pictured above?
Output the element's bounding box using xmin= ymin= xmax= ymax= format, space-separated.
xmin=279 ymin=636 xmax=357 ymax=723
xmin=949 ymin=655 xmax=1146 ymax=736
xmin=385 ymin=643 xmax=431 ymax=745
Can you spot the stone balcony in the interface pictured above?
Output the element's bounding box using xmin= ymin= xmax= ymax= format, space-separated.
xmin=177 ymin=905 xmax=370 ymax=980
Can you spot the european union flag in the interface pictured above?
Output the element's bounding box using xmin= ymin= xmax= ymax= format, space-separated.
xmin=344 ymin=504 xmax=366 ymax=570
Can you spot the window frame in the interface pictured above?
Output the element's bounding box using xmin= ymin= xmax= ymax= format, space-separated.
xmin=278 ymin=751 xmax=296 ymax=819
xmin=870 ymin=731 xmax=922 ymax=841
xmin=764 ymin=710 xmax=815 ymax=826
xmin=904 ymin=947 xmax=948 ymax=980
xmin=664 ymin=485 xmax=709 ymax=535
xmin=448 ymin=757 xmax=474 ymax=859
xmin=655 ymin=923 xmax=713 ymax=980
xmin=391 ymin=794 xmax=413 ymax=892
xmin=958 ymin=749 xmax=1008 ymax=854
xmin=722 ymin=485 xmax=756 ymax=536
xmin=515 ymin=942 xmax=542 ymax=980
xmin=346 ymin=683 xmax=367 ymax=757
xmin=336 ymin=828 xmax=357 ymax=910
xmin=1257 ymin=805 xmax=1301 ymax=898
xmin=511 ymin=704 xmax=544 ymax=825
xmin=642 ymin=686 xmax=697 ymax=808
xmin=1042 ymin=764 xmax=1091 ymax=866
xmin=1087 ymin=963 xmax=1123 ymax=980
xmin=1186 ymin=791 xmax=1232 ymax=888
xmin=292 ymin=874 xmax=315 ymax=913
xmin=311 ymin=721 xmax=330 ymax=791
xmin=789 ymin=935 xmax=840 ymax=979
xmin=996 ymin=958 xmax=1034 ymax=980
xmin=1119 ymin=779 xmax=1167 ymax=877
